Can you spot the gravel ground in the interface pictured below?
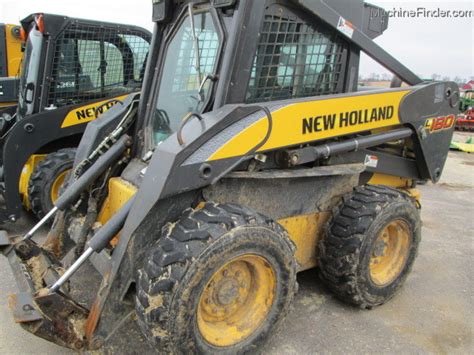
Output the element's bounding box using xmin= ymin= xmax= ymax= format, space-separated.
xmin=0 ymin=147 xmax=472 ymax=354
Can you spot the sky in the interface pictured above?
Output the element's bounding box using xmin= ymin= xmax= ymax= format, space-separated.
xmin=1 ymin=0 xmax=472 ymax=81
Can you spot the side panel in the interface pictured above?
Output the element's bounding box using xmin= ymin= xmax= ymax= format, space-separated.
xmin=208 ymin=90 xmax=409 ymax=160
xmin=203 ymin=174 xmax=358 ymax=271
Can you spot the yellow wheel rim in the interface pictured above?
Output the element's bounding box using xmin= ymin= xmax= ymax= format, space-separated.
xmin=50 ymin=170 xmax=70 ymax=203
xmin=197 ymin=254 xmax=276 ymax=347
xmin=369 ymin=220 xmax=411 ymax=286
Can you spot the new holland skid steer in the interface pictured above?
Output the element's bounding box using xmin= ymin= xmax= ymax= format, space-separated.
xmin=0 ymin=23 xmax=23 ymax=112
xmin=1 ymin=0 xmax=459 ymax=353
xmin=0 ymin=14 xmax=151 ymax=222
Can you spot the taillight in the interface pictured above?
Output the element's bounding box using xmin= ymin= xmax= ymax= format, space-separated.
xmin=19 ymin=27 xmax=27 ymax=42
xmin=35 ymin=14 xmax=45 ymax=33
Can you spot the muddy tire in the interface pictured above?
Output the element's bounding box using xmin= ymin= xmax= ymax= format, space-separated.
xmin=135 ymin=203 xmax=297 ymax=354
xmin=319 ymin=185 xmax=421 ymax=309
xmin=28 ymin=148 xmax=76 ymax=219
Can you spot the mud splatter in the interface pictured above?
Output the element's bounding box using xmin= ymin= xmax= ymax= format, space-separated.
xmin=298 ymin=294 xmax=326 ymax=313
xmin=147 ymin=294 xmax=164 ymax=312
xmin=26 ymin=256 xmax=44 ymax=290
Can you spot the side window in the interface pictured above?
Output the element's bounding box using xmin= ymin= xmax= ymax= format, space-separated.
xmin=76 ymin=40 xmax=124 ymax=88
xmin=76 ymin=39 xmax=100 ymax=91
xmin=47 ymin=25 xmax=150 ymax=108
xmin=246 ymin=6 xmax=347 ymax=103
xmin=153 ymin=11 xmax=220 ymax=144
xmin=167 ymin=16 xmax=219 ymax=95
xmin=120 ymin=35 xmax=149 ymax=81
xmin=102 ymin=41 xmax=125 ymax=86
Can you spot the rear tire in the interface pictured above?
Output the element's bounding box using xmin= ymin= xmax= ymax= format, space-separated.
xmin=319 ymin=185 xmax=421 ymax=309
xmin=135 ymin=203 xmax=297 ymax=354
xmin=28 ymin=148 xmax=76 ymax=219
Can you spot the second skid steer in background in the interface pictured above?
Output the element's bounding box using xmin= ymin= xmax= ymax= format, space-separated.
xmin=1 ymin=0 xmax=459 ymax=353
xmin=0 ymin=14 xmax=151 ymax=223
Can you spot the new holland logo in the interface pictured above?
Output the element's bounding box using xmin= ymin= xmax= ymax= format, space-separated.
xmin=424 ymin=114 xmax=455 ymax=133
xmin=302 ymin=106 xmax=395 ymax=134
xmin=61 ymin=95 xmax=128 ymax=128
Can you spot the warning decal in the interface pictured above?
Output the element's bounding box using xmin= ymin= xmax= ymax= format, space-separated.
xmin=337 ymin=17 xmax=354 ymax=38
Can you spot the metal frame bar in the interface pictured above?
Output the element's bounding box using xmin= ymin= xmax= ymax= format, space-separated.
xmin=297 ymin=0 xmax=423 ymax=85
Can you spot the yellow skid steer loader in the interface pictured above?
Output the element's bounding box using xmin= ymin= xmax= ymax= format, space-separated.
xmin=0 ymin=14 xmax=151 ymax=222
xmin=1 ymin=0 xmax=458 ymax=353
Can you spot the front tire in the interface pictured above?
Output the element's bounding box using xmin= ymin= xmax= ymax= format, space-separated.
xmin=28 ymin=148 xmax=76 ymax=219
xmin=319 ymin=185 xmax=421 ymax=309
xmin=136 ymin=203 xmax=297 ymax=354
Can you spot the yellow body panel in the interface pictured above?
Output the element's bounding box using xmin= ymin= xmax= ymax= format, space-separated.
xmin=98 ymin=177 xmax=137 ymax=225
xmin=368 ymin=174 xmax=420 ymax=204
xmin=5 ymin=24 xmax=23 ymax=77
xmin=209 ymin=90 xmax=410 ymax=161
xmin=99 ymin=174 xmax=420 ymax=272
xmin=0 ymin=102 xmax=17 ymax=108
xmin=98 ymin=177 xmax=137 ymax=245
xmin=19 ymin=154 xmax=47 ymax=209
xmin=278 ymin=212 xmax=330 ymax=271
xmin=368 ymin=173 xmax=412 ymax=188
xmin=61 ymin=95 xmax=128 ymax=128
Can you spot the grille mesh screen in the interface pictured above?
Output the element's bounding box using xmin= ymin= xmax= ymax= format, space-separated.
xmin=247 ymin=6 xmax=347 ymax=103
xmin=47 ymin=23 xmax=149 ymax=107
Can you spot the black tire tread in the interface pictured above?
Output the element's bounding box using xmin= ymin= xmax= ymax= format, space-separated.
xmin=136 ymin=203 xmax=296 ymax=353
xmin=319 ymin=184 xmax=419 ymax=308
xmin=28 ymin=148 xmax=76 ymax=218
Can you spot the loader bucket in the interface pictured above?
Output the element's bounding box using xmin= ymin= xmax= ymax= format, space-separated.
xmin=2 ymin=235 xmax=89 ymax=350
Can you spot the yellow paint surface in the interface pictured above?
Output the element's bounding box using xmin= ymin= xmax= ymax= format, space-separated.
xmin=97 ymin=177 xmax=136 ymax=246
xmin=98 ymin=177 xmax=136 ymax=224
xmin=19 ymin=154 xmax=46 ymax=209
xmin=209 ymin=90 xmax=410 ymax=161
xmin=5 ymin=24 xmax=23 ymax=77
xmin=278 ymin=212 xmax=331 ymax=271
xmin=368 ymin=174 xmax=413 ymax=188
xmin=60 ymin=95 xmax=128 ymax=128
xmin=0 ymin=103 xmax=17 ymax=108
xmin=197 ymin=255 xmax=275 ymax=347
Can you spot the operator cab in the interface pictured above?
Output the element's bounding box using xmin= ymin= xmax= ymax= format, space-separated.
xmin=147 ymin=0 xmax=389 ymax=148
xmin=17 ymin=14 xmax=151 ymax=119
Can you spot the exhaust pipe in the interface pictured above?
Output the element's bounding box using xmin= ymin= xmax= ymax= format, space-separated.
xmin=23 ymin=135 xmax=131 ymax=241
xmin=49 ymin=196 xmax=136 ymax=293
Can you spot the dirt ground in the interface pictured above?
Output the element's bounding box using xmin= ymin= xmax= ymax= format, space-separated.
xmin=0 ymin=144 xmax=473 ymax=354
